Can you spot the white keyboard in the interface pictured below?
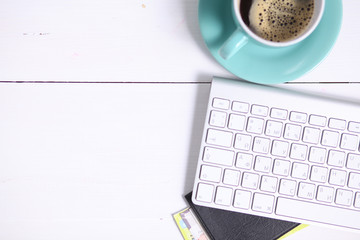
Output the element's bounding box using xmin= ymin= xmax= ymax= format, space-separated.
xmin=192 ymin=77 xmax=360 ymax=232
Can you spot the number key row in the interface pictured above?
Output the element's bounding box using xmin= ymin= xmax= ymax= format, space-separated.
xmin=211 ymin=98 xmax=360 ymax=134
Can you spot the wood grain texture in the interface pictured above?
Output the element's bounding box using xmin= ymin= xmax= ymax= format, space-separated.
xmin=0 ymin=82 xmax=360 ymax=239
xmin=0 ymin=0 xmax=358 ymax=82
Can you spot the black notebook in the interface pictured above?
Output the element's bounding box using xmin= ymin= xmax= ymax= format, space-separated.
xmin=185 ymin=192 xmax=301 ymax=240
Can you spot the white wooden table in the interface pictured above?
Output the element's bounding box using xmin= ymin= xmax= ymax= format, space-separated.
xmin=0 ymin=0 xmax=360 ymax=239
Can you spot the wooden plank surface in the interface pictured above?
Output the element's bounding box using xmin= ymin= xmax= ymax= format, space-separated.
xmin=0 ymin=0 xmax=359 ymax=82
xmin=0 ymin=82 xmax=360 ymax=239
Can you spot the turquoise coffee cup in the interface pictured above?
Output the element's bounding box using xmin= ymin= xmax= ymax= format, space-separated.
xmin=219 ymin=0 xmax=325 ymax=60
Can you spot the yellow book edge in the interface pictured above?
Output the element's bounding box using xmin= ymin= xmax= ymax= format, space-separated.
xmin=173 ymin=209 xmax=193 ymax=240
xmin=173 ymin=208 xmax=210 ymax=240
xmin=174 ymin=207 xmax=308 ymax=240
xmin=277 ymin=224 xmax=309 ymax=240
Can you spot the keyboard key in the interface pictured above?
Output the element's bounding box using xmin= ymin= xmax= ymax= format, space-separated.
xmin=223 ymin=169 xmax=241 ymax=186
xmin=234 ymin=133 xmax=252 ymax=151
xmin=291 ymin=162 xmax=309 ymax=180
xmin=273 ymin=159 xmax=290 ymax=177
xmin=354 ymin=193 xmax=360 ymax=208
xmin=254 ymin=156 xmax=272 ymax=173
xmin=335 ymin=189 xmax=353 ymax=206
xmin=329 ymin=118 xmax=346 ymax=130
xmin=308 ymin=146 xmax=326 ymax=164
xmin=228 ymin=114 xmax=246 ymax=131
xmin=271 ymin=140 xmax=289 ymax=158
xmin=206 ymin=128 xmax=233 ymax=147
xmin=327 ymin=150 xmax=345 ymax=168
xmin=321 ymin=130 xmax=339 ymax=148
xmin=348 ymin=121 xmax=360 ymax=133
xmin=242 ymin=172 xmax=259 ymax=190
xmin=290 ymin=143 xmax=307 ymax=161
xmin=284 ymin=123 xmax=301 ymax=141
xmin=251 ymin=104 xmax=268 ymax=117
xmin=203 ymin=147 xmax=234 ymax=166
xmin=209 ymin=110 xmax=227 ymax=128
xmin=276 ymin=197 xmax=360 ymax=230
xmin=289 ymin=111 xmax=307 ymax=123
xmin=348 ymin=172 xmax=360 ymax=190
xmin=212 ymin=98 xmax=230 ymax=110
xmin=298 ymin=182 xmax=315 ymax=200
xmin=265 ymin=120 xmax=283 ymax=138
xmin=215 ymin=186 xmax=233 ymax=206
xmin=309 ymin=114 xmax=327 ymax=127
xmin=279 ymin=178 xmax=296 ymax=196
xmin=234 ymin=190 xmax=251 ymax=209
xmin=347 ymin=153 xmax=360 ymax=171
xmin=329 ymin=169 xmax=347 ymax=186
xmin=252 ymin=137 xmax=270 ymax=154
xmin=260 ymin=175 xmax=278 ymax=193
xmin=340 ymin=133 xmax=359 ymax=151
xmin=316 ymin=185 xmax=334 ymax=203
xmin=252 ymin=193 xmax=274 ymax=214
xmin=247 ymin=117 xmax=264 ymax=134
xmin=302 ymin=127 xmax=321 ymax=144
xmin=235 ymin=152 xmax=253 ymax=170
xmin=270 ymin=108 xmax=288 ymax=120
xmin=232 ymin=101 xmax=249 ymax=113
xmin=310 ymin=165 xmax=328 ymax=183
xmin=200 ymin=165 xmax=222 ymax=183
xmin=196 ymin=183 xmax=214 ymax=203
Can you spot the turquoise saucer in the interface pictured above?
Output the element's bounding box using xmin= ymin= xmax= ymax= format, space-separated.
xmin=198 ymin=0 xmax=343 ymax=84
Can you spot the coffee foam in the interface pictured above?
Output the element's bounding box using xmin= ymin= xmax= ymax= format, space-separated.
xmin=249 ymin=0 xmax=314 ymax=42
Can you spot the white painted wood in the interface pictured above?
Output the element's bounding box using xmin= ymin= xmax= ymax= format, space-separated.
xmin=1 ymin=0 xmax=360 ymax=237
xmin=0 ymin=82 xmax=360 ymax=239
xmin=0 ymin=83 xmax=210 ymax=239
xmin=0 ymin=0 xmax=358 ymax=83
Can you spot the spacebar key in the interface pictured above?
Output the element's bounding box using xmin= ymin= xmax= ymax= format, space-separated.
xmin=276 ymin=197 xmax=360 ymax=230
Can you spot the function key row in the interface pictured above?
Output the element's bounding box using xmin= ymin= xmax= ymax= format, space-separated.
xmin=211 ymin=97 xmax=360 ymax=133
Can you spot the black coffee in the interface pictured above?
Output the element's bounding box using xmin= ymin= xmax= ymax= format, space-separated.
xmin=240 ymin=0 xmax=315 ymax=42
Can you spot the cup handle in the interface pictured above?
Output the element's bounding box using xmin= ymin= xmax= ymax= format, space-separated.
xmin=219 ymin=28 xmax=248 ymax=60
